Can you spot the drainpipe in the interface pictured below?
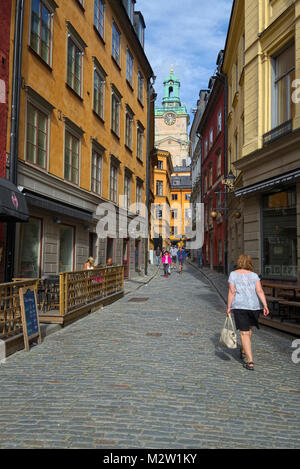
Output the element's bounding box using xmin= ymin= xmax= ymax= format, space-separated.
xmin=144 ymin=76 xmax=156 ymax=276
xmin=223 ymin=74 xmax=229 ymax=275
xmin=5 ymin=0 xmax=25 ymax=282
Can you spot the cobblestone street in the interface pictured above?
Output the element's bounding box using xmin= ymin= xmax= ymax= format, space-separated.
xmin=0 ymin=263 xmax=299 ymax=449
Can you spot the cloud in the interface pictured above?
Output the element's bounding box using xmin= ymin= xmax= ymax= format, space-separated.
xmin=137 ymin=0 xmax=233 ymax=123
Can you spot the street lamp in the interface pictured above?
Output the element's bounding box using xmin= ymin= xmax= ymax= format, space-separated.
xmin=222 ymin=170 xmax=236 ymax=191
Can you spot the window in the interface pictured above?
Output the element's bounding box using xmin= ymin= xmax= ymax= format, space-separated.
xmin=111 ymin=87 xmax=121 ymax=136
xmin=217 ymin=151 xmax=222 ymax=177
xmin=204 ymin=138 xmax=208 ymax=158
xmin=137 ymin=123 xmax=144 ymax=162
xmin=94 ymin=0 xmax=105 ymax=38
xmin=157 ymin=160 xmax=163 ymax=169
xmin=110 ymin=162 xmax=118 ymax=203
xmin=93 ymin=68 xmax=105 ymax=119
xmin=65 ymin=131 xmax=80 ymax=184
xmin=126 ymin=0 xmax=134 ymax=22
xmin=138 ymin=71 xmax=144 ymax=103
xmin=185 ymin=194 xmax=191 ymax=201
xmin=156 ymin=180 xmax=163 ymax=196
xmin=26 ymin=103 xmax=48 ymax=169
xmin=59 ymin=225 xmax=74 ymax=273
xmin=204 ymin=173 xmax=207 ymax=193
xmin=217 ymin=110 xmax=222 ymax=133
xmin=209 ymin=166 xmax=213 ymax=188
xmin=125 ymin=106 xmax=133 ymax=149
xmin=18 ymin=217 xmax=42 ymax=278
xmin=156 ymin=207 xmax=163 ymax=219
xmin=209 ymin=129 xmax=214 ymax=149
xmin=112 ymin=21 xmax=121 ymax=65
xmin=77 ymin=0 xmax=85 ymax=7
xmin=124 ymin=173 xmax=131 ymax=209
xmin=127 ymin=49 xmax=134 ymax=86
xmin=171 ymin=209 xmax=178 ymax=220
xmin=235 ymin=60 xmax=239 ymax=92
xmin=136 ymin=181 xmax=143 ymax=205
xmin=91 ymin=150 xmax=103 ymax=195
xmin=171 ymin=226 xmax=178 ymax=236
xmin=172 ymin=194 xmax=178 ymax=201
xmin=30 ymin=0 xmax=54 ymax=65
xmin=273 ymin=42 xmax=295 ymax=127
xmin=67 ymin=37 xmax=83 ymax=96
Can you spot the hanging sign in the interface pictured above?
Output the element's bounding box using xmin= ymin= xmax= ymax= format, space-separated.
xmin=19 ymin=285 xmax=42 ymax=352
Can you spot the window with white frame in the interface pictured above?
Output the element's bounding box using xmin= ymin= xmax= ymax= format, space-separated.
xmin=26 ymin=102 xmax=48 ymax=169
xmin=127 ymin=49 xmax=134 ymax=86
xmin=93 ymin=62 xmax=106 ymax=119
xmin=209 ymin=128 xmax=214 ymax=149
xmin=137 ymin=71 xmax=144 ymax=103
xmin=110 ymin=160 xmax=119 ymax=203
xmin=217 ymin=110 xmax=222 ymax=134
xmin=136 ymin=181 xmax=143 ymax=205
xmin=111 ymin=86 xmax=121 ymax=136
xmin=112 ymin=21 xmax=121 ymax=66
xmin=124 ymin=172 xmax=131 ymax=209
xmin=30 ymin=0 xmax=56 ymax=66
xmin=94 ymin=0 xmax=105 ymax=38
xmin=272 ymin=42 xmax=295 ymax=128
xmin=67 ymin=25 xmax=86 ymax=97
xmin=156 ymin=180 xmax=163 ymax=196
xmin=65 ymin=131 xmax=80 ymax=184
xmin=137 ymin=122 xmax=144 ymax=162
xmin=91 ymin=149 xmax=103 ymax=195
xmin=125 ymin=106 xmax=134 ymax=150
xmin=204 ymin=138 xmax=208 ymax=158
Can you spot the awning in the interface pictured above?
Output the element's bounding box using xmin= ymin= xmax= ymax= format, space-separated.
xmin=0 ymin=177 xmax=29 ymax=222
xmin=235 ymin=169 xmax=300 ymax=197
xmin=24 ymin=192 xmax=93 ymax=223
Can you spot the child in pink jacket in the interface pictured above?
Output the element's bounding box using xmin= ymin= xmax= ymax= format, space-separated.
xmin=162 ymin=251 xmax=171 ymax=277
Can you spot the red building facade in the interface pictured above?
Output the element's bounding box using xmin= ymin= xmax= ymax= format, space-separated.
xmin=198 ymin=62 xmax=226 ymax=272
xmin=0 ymin=0 xmax=13 ymax=280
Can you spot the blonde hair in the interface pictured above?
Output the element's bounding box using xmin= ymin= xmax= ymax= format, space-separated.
xmin=237 ymin=254 xmax=254 ymax=271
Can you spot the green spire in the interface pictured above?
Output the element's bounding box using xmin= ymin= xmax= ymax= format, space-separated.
xmin=162 ymin=65 xmax=181 ymax=108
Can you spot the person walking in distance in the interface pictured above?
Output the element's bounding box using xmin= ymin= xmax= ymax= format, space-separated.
xmin=155 ymin=246 xmax=161 ymax=266
xmin=162 ymin=251 xmax=171 ymax=278
xmin=170 ymin=245 xmax=178 ymax=270
xmin=227 ymin=254 xmax=270 ymax=370
xmin=177 ymin=246 xmax=186 ymax=274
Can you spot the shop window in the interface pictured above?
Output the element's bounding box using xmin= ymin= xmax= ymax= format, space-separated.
xmin=262 ymin=188 xmax=297 ymax=280
xmin=59 ymin=225 xmax=74 ymax=272
xmin=18 ymin=217 xmax=42 ymax=278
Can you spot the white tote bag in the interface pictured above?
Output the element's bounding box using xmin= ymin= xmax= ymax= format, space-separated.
xmin=220 ymin=314 xmax=237 ymax=349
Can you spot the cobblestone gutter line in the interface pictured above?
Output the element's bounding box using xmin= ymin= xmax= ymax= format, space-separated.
xmin=188 ymin=261 xmax=227 ymax=305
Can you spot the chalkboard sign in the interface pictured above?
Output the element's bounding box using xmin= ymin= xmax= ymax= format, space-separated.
xmin=19 ymin=286 xmax=41 ymax=351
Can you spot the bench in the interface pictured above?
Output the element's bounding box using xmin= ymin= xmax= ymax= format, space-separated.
xmin=266 ymin=296 xmax=300 ymax=322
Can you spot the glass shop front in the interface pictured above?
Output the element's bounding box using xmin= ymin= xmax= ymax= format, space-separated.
xmin=262 ymin=187 xmax=297 ymax=281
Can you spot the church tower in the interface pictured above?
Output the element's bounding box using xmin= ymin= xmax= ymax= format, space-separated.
xmin=155 ymin=67 xmax=190 ymax=168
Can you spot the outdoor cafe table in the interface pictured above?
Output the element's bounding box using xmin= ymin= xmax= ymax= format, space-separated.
xmin=263 ymin=282 xmax=300 ymax=301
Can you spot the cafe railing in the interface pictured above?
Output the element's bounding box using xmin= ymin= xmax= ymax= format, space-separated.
xmin=59 ymin=266 xmax=124 ymax=316
xmin=0 ymin=279 xmax=38 ymax=340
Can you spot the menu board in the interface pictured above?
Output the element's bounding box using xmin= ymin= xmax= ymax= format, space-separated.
xmin=19 ymin=286 xmax=41 ymax=351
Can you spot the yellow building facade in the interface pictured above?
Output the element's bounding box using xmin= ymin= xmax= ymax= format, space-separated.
xmin=224 ymin=0 xmax=300 ymax=281
xmin=7 ymin=0 xmax=154 ymax=279
xmin=152 ymin=149 xmax=173 ymax=250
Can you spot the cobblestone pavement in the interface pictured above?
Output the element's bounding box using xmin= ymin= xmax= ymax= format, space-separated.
xmin=0 ymin=263 xmax=299 ymax=449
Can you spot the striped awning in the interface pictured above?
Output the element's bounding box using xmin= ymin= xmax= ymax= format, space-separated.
xmin=235 ymin=169 xmax=300 ymax=197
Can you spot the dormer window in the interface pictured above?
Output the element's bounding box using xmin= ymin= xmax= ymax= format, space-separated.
xmin=134 ymin=12 xmax=145 ymax=48
xmin=124 ymin=0 xmax=135 ymax=22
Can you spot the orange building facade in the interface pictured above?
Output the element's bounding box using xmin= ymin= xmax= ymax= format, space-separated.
xmin=6 ymin=0 xmax=155 ymax=279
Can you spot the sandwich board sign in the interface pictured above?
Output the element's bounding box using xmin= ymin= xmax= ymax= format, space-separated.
xmin=19 ymin=285 xmax=42 ymax=351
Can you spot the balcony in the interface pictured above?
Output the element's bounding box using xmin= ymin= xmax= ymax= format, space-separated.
xmin=263 ymin=120 xmax=292 ymax=146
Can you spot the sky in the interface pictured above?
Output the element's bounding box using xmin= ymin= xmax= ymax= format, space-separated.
xmin=137 ymin=0 xmax=233 ymax=128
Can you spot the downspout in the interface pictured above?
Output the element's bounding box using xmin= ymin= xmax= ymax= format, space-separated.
xmin=223 ymin=74 xmax=229 ymax=275
xmin=144 ymin=78 xmax=152 ymax=276
xmin=5 ymin=0 xmax=25 ymax=281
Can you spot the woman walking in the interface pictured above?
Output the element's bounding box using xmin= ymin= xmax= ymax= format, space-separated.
xmin=227 ymin=254 xmax=270 ymax=370
xmin=162 ymin=251 xmax=171 ymax=278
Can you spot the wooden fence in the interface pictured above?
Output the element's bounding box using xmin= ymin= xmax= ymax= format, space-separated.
xmin=0 ymin=266 xmax=124 ymax=338
xmin=59 ymin=266 xmax=124 ymax=316
xmin=0 ymin=279 xmax=38 ymax=340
